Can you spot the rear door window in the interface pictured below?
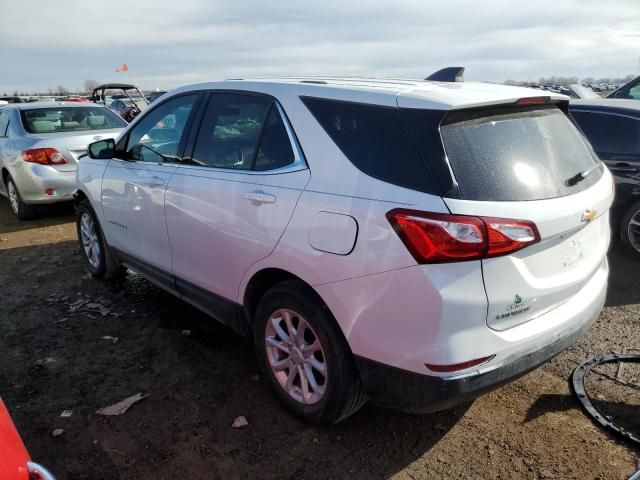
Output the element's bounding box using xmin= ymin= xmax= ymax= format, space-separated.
xmin=570 ymin=110 xmax=640 ymax=156
xmin=0 ymin=111 xmax=9 ymax=137
xmin=191 ymin=93 xmax=296 ymax=171
xmin=191 ymin=94 xmax=270 ymax=169
xmin=436 ymin=106 xmax=602 ymax=201
xmin=302 ymin=97 xmax=436 ymax=193
xmin=254 ymin=107 xmax=295 ymax=171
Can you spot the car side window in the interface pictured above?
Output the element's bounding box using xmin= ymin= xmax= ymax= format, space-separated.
xmin=254 ymin=107 xmax=296 ymax=171
xmin=571 ymin=110 xmax=640 ymax=156
xmin=629 ymin=84 xmax=640 ymax=100
xmin=191 ymin=93 xmax=271 ymax=170
xmin=126 ymin=94 xmax=197 ymax=163
xmin=0 ymin=111 xmax=9 ymax=137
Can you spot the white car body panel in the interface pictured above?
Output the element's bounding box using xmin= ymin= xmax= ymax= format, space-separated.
xmin=443 ymin=169 xmax=613 ymax=330
xmin=101 ymin=160 xmax=177 ymax=273
xmin=165 ymin=166 xmax=310 ymax=302
xmin=74 ymin=77 xmax=612 ymax=412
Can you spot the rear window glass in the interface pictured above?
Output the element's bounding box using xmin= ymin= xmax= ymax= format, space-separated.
xmin=21 ymin=107 xmax=126 ymax=134
xmin=439 ymin=106 xmax=602 ymax=201
xmin=301 ymin=97 xmax=435 ymax=193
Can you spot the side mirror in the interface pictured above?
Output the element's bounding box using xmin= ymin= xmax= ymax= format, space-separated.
xmin=87 ymin=138 xmax=115 ymax=159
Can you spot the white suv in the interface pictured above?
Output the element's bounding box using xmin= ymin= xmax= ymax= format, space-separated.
xmin=75 ymin=78 xmax=613 ymax=424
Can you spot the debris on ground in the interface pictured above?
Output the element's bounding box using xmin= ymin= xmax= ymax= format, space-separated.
xmin=51 ymin=429 xmax=64 ymax=437
xmin=101 ymin=336 xmax=119 ymax=344
xmin=60 ymin=410 xmax=73 ymax=418
xmin=232 ymin=416 xmax=249 ymax=428
xmin=571 ymin=353 xmax=640 ymax=446
xmin=46 ymin=292 xmax=122 ymax=318
xmin=96 ymin=393 xmax=148 ymax=416
xmin=181 ymin=329 xmax=192 ymax=336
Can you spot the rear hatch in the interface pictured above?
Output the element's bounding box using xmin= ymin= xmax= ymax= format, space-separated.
xmin=29 ymin=129 xmax=121 ymax=172
xmin=402 ymin=101 xmax=613 ymax=330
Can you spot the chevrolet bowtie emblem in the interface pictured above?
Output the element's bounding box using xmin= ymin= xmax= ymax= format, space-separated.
xmin=581 ymin=209 xmax=597 ymax=223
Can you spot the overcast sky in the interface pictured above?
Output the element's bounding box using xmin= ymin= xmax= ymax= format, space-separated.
xmin=1 ymin=0 xmax=639 ymax=93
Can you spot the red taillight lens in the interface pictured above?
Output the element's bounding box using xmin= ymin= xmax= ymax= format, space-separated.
xmin=515 ymin=96 xmax=550 ymax=106
xmin=387 ymin=209 xmax=540 ymax=263
xmin=21 ymin=148 xmax=67 ymax=165
xmin=484 ymin=219 xmax=539 ymax=257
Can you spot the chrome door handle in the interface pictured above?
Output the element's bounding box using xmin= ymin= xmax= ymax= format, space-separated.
xmin=244 ymin=190 xmax=276 ymax=204
xmin=149 ymin=175 xmax=165 ymax=187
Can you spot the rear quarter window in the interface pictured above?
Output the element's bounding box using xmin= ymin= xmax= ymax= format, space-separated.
xmin=301 ymin=97 xmax=436 ymax=194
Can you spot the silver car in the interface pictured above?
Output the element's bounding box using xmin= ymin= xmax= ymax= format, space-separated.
xmin=0 ymin=102 xmax=126 ymax=219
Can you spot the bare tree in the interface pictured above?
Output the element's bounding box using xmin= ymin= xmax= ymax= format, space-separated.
xmin=83 ymin=79 xmax=100 ymax=94
xmin=55 ymin=85 xmax=69 ymax=96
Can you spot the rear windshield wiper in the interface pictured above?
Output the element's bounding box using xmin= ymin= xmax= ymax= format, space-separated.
xmin=565 ymin=164 xmax=601 ymax=187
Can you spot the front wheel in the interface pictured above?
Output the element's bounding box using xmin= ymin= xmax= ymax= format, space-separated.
xmin=620 ymin=200 xmax=640 ymax=258
xmin=76 ymin=199 xmax=124 ymax=280
xmin=253 ymin=280 xmax=365 ymax=425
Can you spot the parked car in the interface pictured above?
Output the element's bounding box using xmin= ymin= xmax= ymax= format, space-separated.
xmin=570 ymin=99 xmax=640 ymax=257
xmin=0 ymin=398 xmax=55 ymax=479
xmin=567 ymin=84 xmax=600 ymax=99
xmin=0 ymin=96 xmax=24 ymax=104
xmin=607 ymin=75 xmax=640 ymax=100
xmin=0 ymin=102 xmax=126 ymax=219
xmin=63 ymin=96 xmax=89 ymax=103
xmin=75 ymin=78 xmax=613 ymax=424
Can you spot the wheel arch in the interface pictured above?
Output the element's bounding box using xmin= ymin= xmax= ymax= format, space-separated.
xmin=1 ymin=167 xmax=11 ymax=186
xmin=73 ymin=188 xmax=88 ymax=205
xmin=242 ymin=268 xmax=340 ymax=335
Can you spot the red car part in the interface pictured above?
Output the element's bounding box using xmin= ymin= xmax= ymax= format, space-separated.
xmin=0 ymin=398 xmax=55 ymax=480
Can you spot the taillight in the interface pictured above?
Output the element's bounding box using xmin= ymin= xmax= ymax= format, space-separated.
xmin=21 ymin=148 xmax=68 ymax=165
xmin=387 ymin=209 xmax=540 ymax=263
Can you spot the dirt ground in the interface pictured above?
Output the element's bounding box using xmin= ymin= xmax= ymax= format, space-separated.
xmin=0 ymin=201 xmax=639 ymax=480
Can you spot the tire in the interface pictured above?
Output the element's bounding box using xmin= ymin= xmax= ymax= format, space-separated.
xmin=6 ymin=176 xmax=38 ymax=220
xmin=620 ymin=199 xmax=640 ymax=258
xmin=253 ymin=280 xmax=366 ymax=425
xmin=76 ymin=199 xmax=125 ymax=280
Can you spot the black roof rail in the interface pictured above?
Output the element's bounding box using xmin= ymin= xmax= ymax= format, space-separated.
xmin=425 ymin=67 xmax=465 ymax=83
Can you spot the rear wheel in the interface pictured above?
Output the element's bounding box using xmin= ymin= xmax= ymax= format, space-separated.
xmin=620 ymin=200 xmax=640 ymax=258
xmin=6 ymin=176 xmax=37 ymax=220
xmin=253 ymin=280 xmax=365 ymax=424
xmin=76 ymin=199 xmax=124 ymax=280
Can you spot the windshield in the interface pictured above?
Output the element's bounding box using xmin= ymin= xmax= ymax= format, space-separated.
xmin=21 ymin=107 xmax=126 ymax=134
xmin=570 ymin=84 xmax=600 ymax=100
xmin=439 ymin=106 xmax=602 ymax=201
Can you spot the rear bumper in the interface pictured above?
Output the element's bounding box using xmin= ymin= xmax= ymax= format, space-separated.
xmin=11 ymin=163 xmax=76 ymax=204
xmin=356 ymin=289 xmax=604 ymax=413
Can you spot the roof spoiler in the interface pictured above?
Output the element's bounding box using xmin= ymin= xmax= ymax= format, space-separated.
xmin=425 ymin=67 xmax=465 ymax=83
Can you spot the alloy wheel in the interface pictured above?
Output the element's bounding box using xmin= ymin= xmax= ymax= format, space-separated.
xmin=265 ymin=308 xmax=327 ymax=405
xmin=628 ymin=209 xmax=640 ymax=254
xmin=7 ymin=181 xmax=19 ymax=214
xmin=79 ymin=212 xmax=101 ymax=268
